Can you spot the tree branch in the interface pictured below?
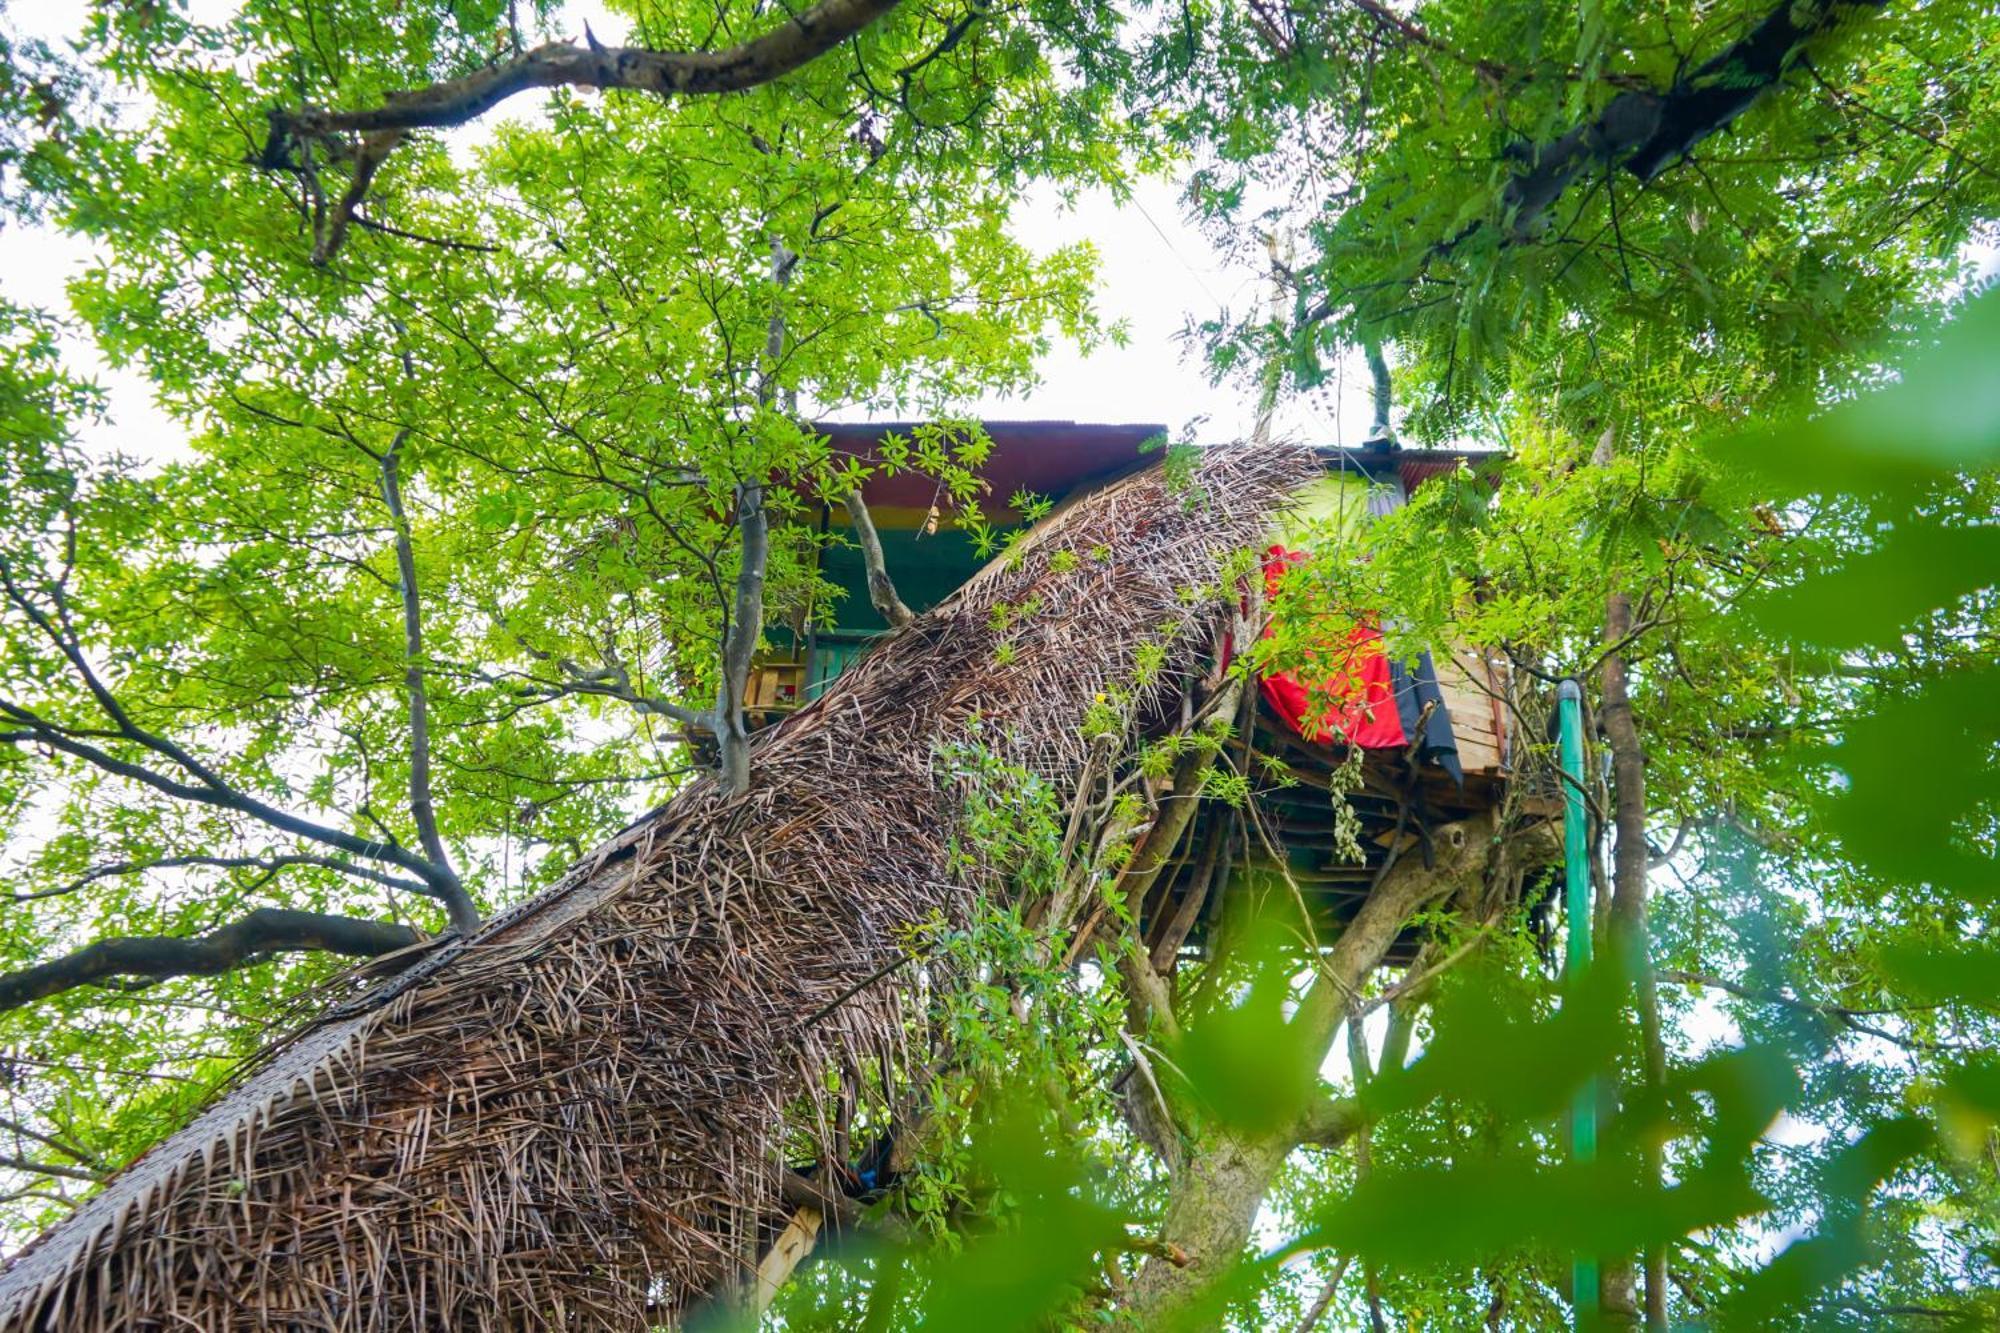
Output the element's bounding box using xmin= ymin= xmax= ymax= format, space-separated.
xmin=1305 ymin=0 xmax=1891 ymax=324
xmin=1291 ymin=1255 xmax=1354 ymax=1333
xmin=0 ymin=713 xmax=457 ymax=903
xmin=0 ymin=556 xmax=233 ymax=795
xmin=1499 ymin=0 xmax=1888 ymax=239
xmin=376 ymin=436 xmax=476 ymax=933
xmin=1296 ymin=814 xmax=1498 ymax=1053
xmin=0 ymin=908 xmax=422 ymax=1014
xmin=1295 ymin=1094 xmax=1362 ymax=1150
xmin=0 ymin=1154 xmax=100 ymax=1186
xmin=263 ymin=0 xmax=907 ymax=261
xmin=1661 ymin=970 xmax=1960 ymax=1051
xmin=474 ymin=608 xmax=707 ymax=728
xmin=845 ymin=488 xmax=913 ymax=628
xmin=13 ymin=852 xmax=432 ymax=903
xmin=1 ymin=551 xmax=467 ymax=915
xmin=310 ymin=130 xmax=402 ymax=265
xmin=0 ymin=1114 xmax=102 ymax=1173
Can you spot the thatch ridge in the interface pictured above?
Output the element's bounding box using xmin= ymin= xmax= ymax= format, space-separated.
xmin=0 ymin=444 xmax=1312 ymax=1330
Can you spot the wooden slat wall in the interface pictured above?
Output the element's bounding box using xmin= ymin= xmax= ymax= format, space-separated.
xmin=745 ymin=662 xmax=804 ymax=711
xmin=1435 ymin=645 xmax=1510 ymax=777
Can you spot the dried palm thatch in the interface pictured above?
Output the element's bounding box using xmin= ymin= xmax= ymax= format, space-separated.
xmin=0 ymin=444 xmax=1314 ymax=1330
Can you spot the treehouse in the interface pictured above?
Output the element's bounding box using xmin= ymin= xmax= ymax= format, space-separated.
xmin=742 ymin=421 xmax=1167 ymax=721
xmin=0 ymin=442 xmax=1525 ymax=1332
xmin=754 ymin=421 xmax=1525 ymax=963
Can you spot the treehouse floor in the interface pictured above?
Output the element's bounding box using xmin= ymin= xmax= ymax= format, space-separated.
xmin=1139 ymin=698 xmax=1533 ymax=968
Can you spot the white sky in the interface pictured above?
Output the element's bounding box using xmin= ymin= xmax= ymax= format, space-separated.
xmin=943 ymin=179 xmax=1388 ymax=447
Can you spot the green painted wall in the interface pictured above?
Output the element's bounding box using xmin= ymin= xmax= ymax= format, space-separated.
xmin=769 ymin=526 xmax=1011 ymax=696
xmin=818 ymin=527 xmax=999 ymax=631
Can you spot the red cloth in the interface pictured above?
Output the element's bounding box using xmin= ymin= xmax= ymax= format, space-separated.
xmin=1256 ymin=547 xmax=1407 ymax=749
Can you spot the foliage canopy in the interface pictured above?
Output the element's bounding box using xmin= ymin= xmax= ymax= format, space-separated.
xmin=0 ymin=0 xmax=1996 ymax=1328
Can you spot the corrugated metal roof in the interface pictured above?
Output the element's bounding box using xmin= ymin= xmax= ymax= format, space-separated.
xmin=815 ymin=420 xmax=1167 ymax=523
xmin=812 ymin=424 xmax=1504 ymax=529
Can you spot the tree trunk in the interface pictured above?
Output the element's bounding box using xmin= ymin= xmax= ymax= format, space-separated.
xmin=1125 ymin=815 xmax=1503 ymax=1322
xmin=1601 ymin=586 xmax=1668 ymax=1330
xmin=1127 ymin=1130 xmax=1295 ymax=1315
xmin=1588 ymin=422 xmax=1666 ymax=1328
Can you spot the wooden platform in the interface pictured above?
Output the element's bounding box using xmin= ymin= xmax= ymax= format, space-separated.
xmin=1139 ymin=680 xmax=1520 ymax=968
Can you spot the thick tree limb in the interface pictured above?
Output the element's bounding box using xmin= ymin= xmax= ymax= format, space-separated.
xmin=1297 ymin=814 xmax=1496 ymax=1053
xmin=845 ymin=489 xmax=913 ymax=628
xmin=0 ymin=908 xmax=422 ymax=1015
xmin=1126 ymin=815 xmax=1503 ymax=1322
xmin=1500 ymin=0 xmax=1888 ymax=239
xmin=1378 ymin=989 xmax=1419 ymax=1076
xmin=1295 ymin=1094 xmax=1362 ymax=1149
xmin=265 ymin=0 xmax=905 ymax=261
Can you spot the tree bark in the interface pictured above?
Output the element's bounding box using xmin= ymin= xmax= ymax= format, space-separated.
xmin=378 ymin=438 xmax=478 ymax=934
xmin=1124 ymin=815 xmax=1499 ymax=1322
xmin=845 ymin=488 xmax=913 ymax=628
xmin=1128 ymin=1129 xmax=1295 ymax=1315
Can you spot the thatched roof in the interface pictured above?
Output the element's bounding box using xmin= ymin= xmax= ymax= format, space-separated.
xmin=0 ymin=444 xmax=1312 ymax=1330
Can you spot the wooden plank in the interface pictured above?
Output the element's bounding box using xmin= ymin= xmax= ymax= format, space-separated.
xmin=1436 ymin=643 xmax=1508 ymax=776
xmin=746 ymin=662 xmax=807 ymax=714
